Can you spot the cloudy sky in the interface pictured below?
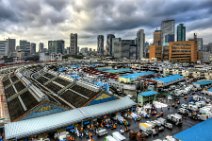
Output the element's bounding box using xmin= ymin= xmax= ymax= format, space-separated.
xmin=0 ymin=0 xmax=211 ymax=50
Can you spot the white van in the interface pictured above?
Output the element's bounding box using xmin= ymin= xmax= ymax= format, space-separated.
xmin=198 ymin=107 xmax=212 ymax=120
xmin=167 ymin=114 xmax=183 ymax=125
xmin=195 ymin=101 xmax=206 ymax=108
xmin=112 ymin=131 xmax=126 ymax=141
xmin=105 ymin=135 xmax=118 ymax=141
xmin=188 ymin=104 xmax=198 ymax=111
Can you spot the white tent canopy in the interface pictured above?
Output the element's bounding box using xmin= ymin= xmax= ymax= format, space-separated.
xmin=5 ymin=97 xmax=135 ymax=139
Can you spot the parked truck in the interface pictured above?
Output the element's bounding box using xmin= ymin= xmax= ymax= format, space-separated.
xmin=197 ymin=106 xmax=212 ymax=120
xmin=167 ymin=114 xmax=183 ymax=126
xmin=139 ymin=123 xmax=153 ymax=136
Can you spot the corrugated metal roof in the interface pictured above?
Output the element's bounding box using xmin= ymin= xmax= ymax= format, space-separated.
xmin=80 ymin=96 xmax=135 ymax=118
xmin=5 ymin=97 xmax=135 ymax=139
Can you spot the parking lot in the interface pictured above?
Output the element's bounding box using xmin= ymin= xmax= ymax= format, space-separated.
xmin=55 ymin=87 xmax=209 ymax=141
xmin=85 ymin=101 xmax=200 ymax=141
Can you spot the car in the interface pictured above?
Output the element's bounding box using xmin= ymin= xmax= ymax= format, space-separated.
xmin=178 ymin=108 xmax=189 ymax=115
xmin=167 ymin=113 xmax=183 ymax=126
xmin=189 ymin=101 xmax=195 ymax=105
xmin=96 ymin=128 xmax=108 ymax=136
xmin=163 ymin=136 xmax=178 ymax=141
xmin=181 ymin=104 xmax=188 ymax=109
xmin=188 ymin=104 xmax=199 ymax=111
xmin=195 ymin=101 xmax=206 ymax=108
xmin=164 ymin=122 xmax=173 ymax=129
xmin=157 ymin=118 xmax=173 ymax=129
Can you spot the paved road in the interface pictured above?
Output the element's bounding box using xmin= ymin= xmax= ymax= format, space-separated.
xmin=47 ymin=106 xmax=201 ymax=140
xmin=50 ymin=91 xmax=208 ymax=141
xmin=71 ymin=105 xmax=200 ymax=141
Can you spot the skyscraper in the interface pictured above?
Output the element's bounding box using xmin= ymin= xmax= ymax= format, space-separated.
xmin=48 ymin=40 xmax=64 ymax=54
xmin=112 ymin=38 xmax=121 ymax=57
xmin=30 ymin=43 xmax=36 ymax=55
xmin=20 ymin=40 xmax=31 ymax=56
xmin=0 ymin=41 xmax=6 ymax=57
xmin=153 ymin=30 xmax=162 ymax=46
xmin=137 ymin=29 xmax=145 ymax=59
xmin=97 ymin=35 xmax=104 ymax=55
xmin=5 ymin=38 xmax=16 ymax=57
xmin=39 ymin=42 xmax=44 ymax=53
xmin=177 ymin=24 xmax=186 ymax=41
xmin=70 ymin=33 xmax=78 ymax=55
xmin=197 ymin=38 xmax=203 ymax=51
xmin=112 ymin=38 xmax=136 ymax=59
xmin=161 ymin=19 xmax=175 ymax=46
xmin=106 ymin=34 xmax=115 ymax=56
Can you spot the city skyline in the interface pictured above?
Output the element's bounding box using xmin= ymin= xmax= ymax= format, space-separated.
xmin=0 ymin=0 xmax=211 ymax=49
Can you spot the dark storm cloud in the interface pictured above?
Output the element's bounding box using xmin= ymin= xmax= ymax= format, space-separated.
xmin=71 ymin=0 xmax=212 ymax=36
xmin=0 ymin=0 xmax=212 ymax=48
xmin=0 ymin=1 xmax=18 ymax=22
xmin=79 ymin=34 xmax=96 ymax=39
xmin=44 ymin=0 xmax=69 ymax=11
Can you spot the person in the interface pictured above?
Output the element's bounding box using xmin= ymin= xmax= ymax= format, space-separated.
xmin=76 ymin=128 xmax=80 ymax=137
xmin=88 ymin=132 xmax=93 ymax=139
xmin=136 ymin=130 xmax=143 ymax=141
xmin=123 ymin=120 xmax=128 ymax=132
xmin=129 ymin=130 xmax=136 ymax=140
xmin=90 ymin=135 xmax=95 ymax=141
xmin=112 ymin=123 xmax=117 ymax=129
xmin=79 ymin=127 xmax=84 ymax=139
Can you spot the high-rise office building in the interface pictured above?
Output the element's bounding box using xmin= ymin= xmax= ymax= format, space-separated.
xmin=144 ymin=42 xmax=150 ymax=58
xmin=5 ymin=38 xmax=16 ymax=57
xmin=0 ymin=41 xmax=6 ymax=57
xmin=112 ymin=38 xmax=121 ymax=58
xmin=149 ymin=45 xmax=162 ymax=61
xmin=161 ymin=19 xmax=175 ymax=46
xmin=30 ymin=43 xmax=36 ymax=55
xmin=20 ymin=40 xmax=31 ymax=56
xmin=112 ymin=38 xmax=136 ymax=59
xmin=177 ymin=24 xmax=186 ymax=41
xmin=153 ymin=30 xmax=162 ymax=46
xmin=39 ymin=42 xmax=44 ymax=53
xmin=137 ymin=29 xmax=145 ymax=59
xmin=48 ymin=40 xmax=64 ymax=54
xmin=106 ymin=34 xmax=115 ymax=56
xmin=197 ymin=38 xmax=203 ymax=51
xmin=169 ymin=40 xmax=197 ymax=63
xmin=70 ymin=33 xmax=78 ymax=55
xmin=97 ymin=35 xmax=104 ymax=55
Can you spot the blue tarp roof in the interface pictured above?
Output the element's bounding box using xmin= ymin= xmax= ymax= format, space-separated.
xmin=139 ymin=90 xmax=158 ymax=97
xmin=70 ymin=65 xmax=80 ymax=69
xmin=68 ymin=74 xmax=80 ymax=80
xmin=103 ymin=68 xmax=132 ymax=73
xmin=194 ymin=80 xmax=212 ymax=86
xmin=95 ymin=81 xmax=110 ymax=92
xmin=208 ymin=88 xmax=212 ymax=92
xmin=120 ymin=71 xmax=155 ymax=80
xmin=175 ymin=118 xmax=212 ymax=141
xmin=58 ymin=67 xmax=67 ymax=72
xmin=97 ymin=67 xmax=111 ymax=71
xmin=153 ymin=74 xmax=184 ymax=84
